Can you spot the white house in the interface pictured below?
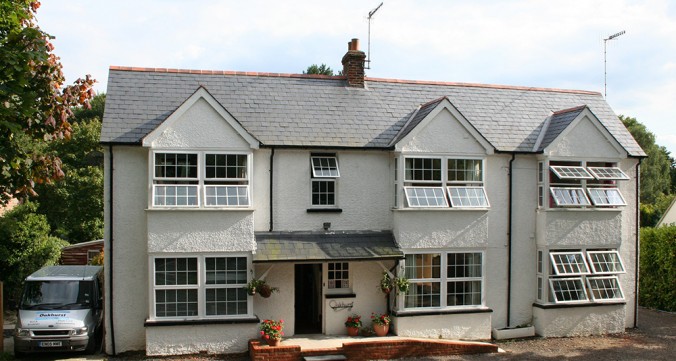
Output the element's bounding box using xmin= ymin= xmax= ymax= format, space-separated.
xmin=101 ymin=39 xmax=645 ymax=356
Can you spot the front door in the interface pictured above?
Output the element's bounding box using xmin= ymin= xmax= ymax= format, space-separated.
xmin=294 ymin=263 xmax=322 ymax=334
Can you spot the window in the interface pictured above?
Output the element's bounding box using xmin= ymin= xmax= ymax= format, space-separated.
xmin=152 ymin=152 xmax=250 ymax=208
xmin=401 ymin=157 xmax=488 ymax=209
xmin=539 ymin=249 xmax=625 ymax=304
xmin=328 ymin=262 xmax=350 ymax=289
xmin=87 ymin=250 xmax=101 ymax=263
xmin=310 ymin=155 xmax=339 ymax=206
xmin=403 ymin=252 xmax=483 ymax=309
xmin=152 ymin=255 xmax=250 ymax=319
xmin=545 ymin=160 xmax=628 ymax=209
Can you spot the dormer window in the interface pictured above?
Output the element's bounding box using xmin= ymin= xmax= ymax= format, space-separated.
xmin=151 ymin=151 xmax=251 ymax=208
xmin=402 ymin=157 xmax=489 ymax=209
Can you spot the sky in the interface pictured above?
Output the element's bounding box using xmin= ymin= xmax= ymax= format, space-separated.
xmin=37 ymin=0 xmax=676 ymax=155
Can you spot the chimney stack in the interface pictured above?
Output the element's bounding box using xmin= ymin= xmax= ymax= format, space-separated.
xmin=342 ymin=38 xmax=366 ymax=87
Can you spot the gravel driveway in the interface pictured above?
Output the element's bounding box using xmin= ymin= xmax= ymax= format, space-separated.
xmin=5 ymin=307 xmax=675 ymax=360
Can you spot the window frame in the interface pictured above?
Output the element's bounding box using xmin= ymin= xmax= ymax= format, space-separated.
xmin=587 ymin=188 xmax=626 ymax=207
xmin=311 ymin=179 xmax=337 ymax=207
xmin=150 ymin=254 xmax=252 ymax=321
xmin=403 ymin=186 xmax=449 ymax=208
xmin=401 ymin=251 xmax=484 ymax=311
xmin=447 ymin=186 xmax=490 ymax=208
xmin=549 ymin=187 xmax=591 ymax=207
xmin=549 ymin=277 xmax=589 ymax=303
xmin=400 ymin=156 xmax=489 ymax=209
xmin=326 ymin=262 xmax=351 ymax=293
xmin=150 ymin=150 xmax=252 ymax=209
xmin=586 ymin=250 xmax=626 ymax=275
xmin=549 ymin=251 xmax=591 ymax=276
xmin=311 ymin=156 xmax=340 ymax=178
xmin=585 ymin=276 xmax=624 ymax=302
xmin=587 ymin=166 xmax=629 ymax=180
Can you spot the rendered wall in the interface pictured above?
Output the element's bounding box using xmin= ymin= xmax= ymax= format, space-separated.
xmin=272 ymin=149 xmax=392 ymax=232
xmin=104 ymin=146 xmax=149 ymax=353
xmin=253 ymin=263 xmax=295 ymax=336
xmin=533 ymin=305 xmax=625 ymax=337
xmin=323 ymin=261 xmax=392 ymax=335
xmin=392 ymin=313 xmax=492 ymax=340
xmin=146 ymin=323 xmax=258 ymax=355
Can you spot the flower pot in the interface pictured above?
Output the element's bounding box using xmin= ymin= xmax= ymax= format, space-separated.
xmin=266 ymin=337 xmax=281 ymax=346
xmin=373 ymin=324 xmax=389 ymax=336
xmin=347 ymin=326 xmax=360 ymax=337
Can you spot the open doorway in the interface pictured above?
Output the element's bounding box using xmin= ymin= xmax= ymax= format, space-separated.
xmin=294 ymin=263 xmax=322 ymax=334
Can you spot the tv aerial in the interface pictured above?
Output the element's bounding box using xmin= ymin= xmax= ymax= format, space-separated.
xmin=366 ymin=2 xmax=383 ymax=69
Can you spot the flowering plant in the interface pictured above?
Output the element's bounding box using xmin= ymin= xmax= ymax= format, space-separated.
xmin=344 ymin=314 xmax=362 ymax=328
xmin=260 ymin=319 xmax=284 ymax=340
xmin=371 ymin=312 xmax=391 ymax=326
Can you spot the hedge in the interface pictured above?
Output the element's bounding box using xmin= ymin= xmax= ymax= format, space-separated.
xmin=639 ymin=225 xmax=676 ymax=311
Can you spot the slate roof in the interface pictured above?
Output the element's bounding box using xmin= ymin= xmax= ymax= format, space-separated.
xmin=101 ymin=67 xmax=645 ymax=156
xmin=253 ymin=231 xmax=403 ymax=262
xmin=537 ymin=105 xmax=587 ymax=152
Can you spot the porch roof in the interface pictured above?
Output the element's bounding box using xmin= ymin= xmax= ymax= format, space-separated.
xmin=253 ymin=231 xmax=403 ymax=263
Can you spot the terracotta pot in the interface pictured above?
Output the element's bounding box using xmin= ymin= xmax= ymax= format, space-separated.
xmin=373 ymin=324 xmax=389 ymax=336
xmin=266 ymin=337 xmax=281 ymax=346
xmin=347 ymin=326 xmax=360 ymax=337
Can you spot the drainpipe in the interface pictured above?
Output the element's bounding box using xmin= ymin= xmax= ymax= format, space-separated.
xmin=634 ymin=158 xmax=642 ymax=328
xmin=107 ymin=145 xmax=116 ymax=355
xmin=269 ymin=147 xmax=275 ymax=232
xmin=506 ymin=153 xmax=516 ymax=327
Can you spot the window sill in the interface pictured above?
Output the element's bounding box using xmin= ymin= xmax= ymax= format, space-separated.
xmin=392 ymin=207 xmax=489 ymax=212
xmin=539 ymin=207 xmax=623 ymax=212
xmin=392 ymin=307 xmax=492 ymax=317
xmin=325 ymin=293 xmax=356 ymax=299
xmin=532 ymin=301 xmax=625 ymax=309
xmin=144 ymin=316 xmax=259 ymax=327
xmin=146 ymin=207 xmax=255 ymax=212
xmin=307 ymin=208 xmax=343 ymax=213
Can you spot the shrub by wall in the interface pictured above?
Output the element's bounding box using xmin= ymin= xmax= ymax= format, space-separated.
xmin=639 ymin=225 xmax=676 ymax=312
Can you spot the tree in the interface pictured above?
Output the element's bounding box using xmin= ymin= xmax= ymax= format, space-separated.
xmin=620 ymin=115 xmax=672 ymax=204
xmin=0 ymin=0 xmax=95 ymax=206
xmin=303 ymin=64 xmax=334 ymax=76
xmin=0 ymin=201 xmax=68 ymax=306
xmin=33 ymin=117 xmax=104 ymax=242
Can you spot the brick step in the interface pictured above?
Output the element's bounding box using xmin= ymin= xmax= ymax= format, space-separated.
xmin=304 ymin=355 xmax=348 ymax=361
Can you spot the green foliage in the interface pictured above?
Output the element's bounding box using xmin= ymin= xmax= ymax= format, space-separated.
xmin=33 ymin=115 xmax=104 ymax=243
xmin=0 ymin=201 xmax=68 ymax=306
xmin=303 ymin=63 xmax=334 ymax=76
xmin=0 ymin=0 xmax=95 ymax=205
xmin=0 ymin=351 xmax=14 ymax=361
xmin=639 ymin=225 xmax=676 ymax=311
xmin=620 ymin=115 xmax=672 ymax=204
xmin=641 ymin=194 xmax=676 ymax=227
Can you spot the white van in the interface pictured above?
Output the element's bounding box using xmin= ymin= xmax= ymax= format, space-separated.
xmin=13 ymin=265 xmax=103 ymax=356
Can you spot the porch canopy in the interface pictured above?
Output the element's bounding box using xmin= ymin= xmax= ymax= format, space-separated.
xmin=253 ymin=231 xmax=403 ymax=263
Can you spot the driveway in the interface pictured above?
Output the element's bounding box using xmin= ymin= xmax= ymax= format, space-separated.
xmin=4 ymin=307 xmax=675 ymax=360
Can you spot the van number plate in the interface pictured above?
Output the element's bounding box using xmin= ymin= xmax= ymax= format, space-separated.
xmin=39 ymin=341 xmax=62 ymax=347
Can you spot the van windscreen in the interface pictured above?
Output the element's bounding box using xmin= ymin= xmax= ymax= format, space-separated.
xmin=20 ymin=281 xmax=94 ymax=310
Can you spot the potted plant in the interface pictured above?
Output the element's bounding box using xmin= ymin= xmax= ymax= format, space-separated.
xmin=393 ymin=277 xmax=410 ymax=294
xmin=244 ymin=279 xmax=279 ymax=298
xmin=371 ymin=312 xmax=391 ymax=336
xmin=245 ymin=278 xmax=264 ymax=296
xmin=259 ymin=319 xmax=284 ymax=346
xmin=344 ymin=314 xmax=362 ymax=336
xmin=379 ymin=272 xmax=392 ymax=294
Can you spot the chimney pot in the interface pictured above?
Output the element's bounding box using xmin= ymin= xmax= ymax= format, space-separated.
xmin=351 ymin=38 xmax=360 ymax=51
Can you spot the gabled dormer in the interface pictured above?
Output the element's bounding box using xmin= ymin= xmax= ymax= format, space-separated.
xmin=391 ymin=97 xmax=494 ymax=210
xmin=143 ymin=87 xmax=260 ymax=209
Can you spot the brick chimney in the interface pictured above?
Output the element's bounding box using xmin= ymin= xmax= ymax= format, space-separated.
xmin=342 ymin=38 xmax=366 ymax=87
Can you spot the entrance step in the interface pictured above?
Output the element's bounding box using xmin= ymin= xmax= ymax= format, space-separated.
xmin=303 ymin=355 xmax=347 ymax=361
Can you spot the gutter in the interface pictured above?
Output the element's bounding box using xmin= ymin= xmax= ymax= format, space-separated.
xmin=107 ymin=145 xmax=116 ymax=355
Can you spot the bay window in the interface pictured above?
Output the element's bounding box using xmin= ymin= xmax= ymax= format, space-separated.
xmin=538 ymin=249 xmax=625 ymax=304
xmin=544 ymin=160 xmax=628 ymax=208
xmin=403 ymin=251 xmax=484 ymax=310
xmin=152 ymin=255 xmax=250 ymax=319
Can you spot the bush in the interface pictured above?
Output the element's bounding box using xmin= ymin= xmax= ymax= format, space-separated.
xmin=639 ymin=225 xmax=676 ymax=311
xmin=0 ymin=202 xmax=68 ymax=307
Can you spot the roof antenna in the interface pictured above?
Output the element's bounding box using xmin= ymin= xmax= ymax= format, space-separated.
xmin=366 ymin=2 xmax=383 ymax=70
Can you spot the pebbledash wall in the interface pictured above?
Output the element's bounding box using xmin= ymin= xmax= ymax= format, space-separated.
xmin=104 ymin=83 xmax=639 ymax=355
